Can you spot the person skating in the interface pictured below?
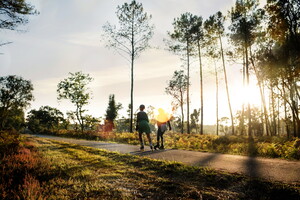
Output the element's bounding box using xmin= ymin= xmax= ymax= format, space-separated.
xmin=154 ymin=108 xmax=171 ymax=150
xmin=136 ymin=104 xmax=153 ymax=151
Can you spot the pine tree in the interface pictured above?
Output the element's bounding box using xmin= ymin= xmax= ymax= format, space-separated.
xmin=102 ymin=0 xmax=154 ymax=133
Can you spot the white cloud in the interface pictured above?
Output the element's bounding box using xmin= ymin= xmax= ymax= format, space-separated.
xmin=64 ymin=32 xmax=101 ymax=47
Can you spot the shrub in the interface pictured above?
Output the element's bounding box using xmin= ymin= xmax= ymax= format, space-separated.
xmin=0 ymin=131 xmax=48 ymax=199
xmin=0 ymin=130 xmax=20 ymax=158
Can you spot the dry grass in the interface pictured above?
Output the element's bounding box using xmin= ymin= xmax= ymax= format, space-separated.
xmin=23 ymin=136 xmax=300 ymax=199
xmin=1 ymin=132 xmax=299 ymax=199
xmin=49 ymin=130 xmax=300 ymax=160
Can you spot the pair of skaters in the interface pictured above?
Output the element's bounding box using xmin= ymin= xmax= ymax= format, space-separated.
xmin=136 ymin=104 xmax=171 ymax=151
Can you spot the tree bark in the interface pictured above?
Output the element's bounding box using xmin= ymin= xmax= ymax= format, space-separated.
xmin=197 ymin=40 xmax=204 ymax=135
xmin=129 ymin=12 xmax=135 ymax=133
xmin=130 ymin=57 xmax=134 ymax=133
xmin=219 ymin=34 xmax=234 ymax=135
xmin=186 ymin=40 xmax=190 ymax=134
xmin=75 ymin=105 xmax=84 ymax=134
xmin=214 ymin=60 xmax=219 ymax=136
xmin=249 ymin=51 xmax=270 ymax=136
xmin=282 ymin=78 xmax=290 ymax=138
xmin=245 ymin=43 xmax=251 ymax=137
xmin=240 ymin=49 xmax=246 ymax=135
xmin=277 ymin=90 xmax=280 ymax=135
xmin=271 ymin=85 xmax=277 ymax=136
xmin=180 ymin=89 xmax=184 ymax=134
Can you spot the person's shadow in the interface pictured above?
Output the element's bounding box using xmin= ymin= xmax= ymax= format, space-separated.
xmin=130 ymin=149 xmax=174 ymax=156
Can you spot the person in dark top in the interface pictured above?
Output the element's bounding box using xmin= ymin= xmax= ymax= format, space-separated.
xmin=154 ymin=108 xmax=171 ymax=150
xmin=136 ymin=104 xmax=153 ymax=151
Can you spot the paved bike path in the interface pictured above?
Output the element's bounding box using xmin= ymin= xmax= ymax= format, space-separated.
xmin=32 ymin=134 xmax=300 ymax=184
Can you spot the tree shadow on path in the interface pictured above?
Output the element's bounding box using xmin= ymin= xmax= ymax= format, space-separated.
xmin=192 ymin=153 xmax=221 ymax=167
xmin=244 ymin=136 xmax=260 ymax=178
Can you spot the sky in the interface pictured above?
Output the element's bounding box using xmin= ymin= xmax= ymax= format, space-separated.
xmin=0 ymin=0 xmax=265 ymax=125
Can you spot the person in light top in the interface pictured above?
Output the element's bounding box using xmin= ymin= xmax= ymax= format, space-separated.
xmin=154 ymin=108 xmax=171 ymax=150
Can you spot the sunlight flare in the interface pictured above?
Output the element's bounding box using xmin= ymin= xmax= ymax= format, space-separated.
xmin=154 ymin=107 xmax=172 ymax=122
xmin=232 ymin=83 xmax=262 ymax=109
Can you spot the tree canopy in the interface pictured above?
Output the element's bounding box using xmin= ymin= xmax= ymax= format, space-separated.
xmin=57 ymin=71 xmax=93 ymax=133
xmin=27 ymin=106 xmax=65 ymax=133
xmin=0 ymin=75 xmax=34 ymax=130
xmin=102 ymin=0 xmax=154 ymax=59
xmin=0 ymin=0 xmax=38 ymax=30
xmin=105 ymin=94 xmax=122 ymax=122
xmin=166 ymin=70 xmax=188 ymax=134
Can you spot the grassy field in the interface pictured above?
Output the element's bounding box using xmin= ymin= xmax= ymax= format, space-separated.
xmin=1 ymin=134 xmax=299 ymax=199
xmin=48 ymin=130 xmax=300 ymax=160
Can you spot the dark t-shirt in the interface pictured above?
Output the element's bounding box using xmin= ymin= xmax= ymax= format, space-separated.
xmin=136 ymin=111 xmax=150 ymax=134
xmin=137 ymin=111 xmax=149 ymax=122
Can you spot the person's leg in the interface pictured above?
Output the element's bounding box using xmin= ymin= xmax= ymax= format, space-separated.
xmin=155 ymin=127 xmax=162 ymax=150
xmin=157 ymin=130 xmax=160 ymax=145
xmin=146 ymin=132 xmax=153 ymax=150
xmin=155 ymin=129 xmax=160 ymax=149
xmin=160 ymin=131 xmax=165 ymax=149
xmin=138 ymin=132 xmax=144 ymax=150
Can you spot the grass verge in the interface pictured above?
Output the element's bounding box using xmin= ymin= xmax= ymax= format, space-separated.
xmin=43 ymin=130 xmax=300 ymax=160
xmin=3 ymin=135 xmax=298 ymax=199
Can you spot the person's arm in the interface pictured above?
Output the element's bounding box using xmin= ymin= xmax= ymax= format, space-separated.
xmin=167 ymin=120 xmax=171 ymax=130
xmin=136 ymin=112 xmax=140 ymax=131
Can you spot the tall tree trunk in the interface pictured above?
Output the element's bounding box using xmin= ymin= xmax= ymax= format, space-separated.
xmin=277 ymin=89 xmax=280 ymax=135
xmin=295 ymin=83 xmax=300 ymax=102
xmin=282 ymin=79 xmax=299 ymax=137
xmin=264 ymin=83 xmax=272 ymax=136
xmin=80 ymin=108 xmax=84 ymax=134
xmin=257 ymin=78 xmax=270 ymax=136
xmin=249 ymin=50 xmax=270 ymax=136
xmin=197 ymin=40 xmax=204 ymax=135
xmin=240 ymin=49 xmax=246 ymax=135
xmin=292 ymin=81 xmax=300 ymax=137
xmin=282 ymin=77 xmax=290 ymax=138
xmin=271 ymin=85 xmax=277 ymax=136
xmin=180 ymin=90 xmax=184 ymax=134
xmin=130 ymin=57 xmax=134 ymax=133
xmin=219 ymin=34 xmax=234 ymax=135
xmin=291 ymin=84 xmax=297 ymax=137
xmin=76 ymin=106 xmax=84 ymax=134
xmin=186 ymin=40 xmax=190 ymax=134
xmin=294 ymin=82 xmax=300 ymax=138
xmin=245 ymin=43 xmax=251 ymax=137
xmin=214 ymin=60 xmax=219 ymax=136
xmin=260 ymin=104 xmax=264 ymax=136
xmin=130 ymin=16 xmax=135 ymax=133
xmin=279 ymin=77 xmax=299 ymax=137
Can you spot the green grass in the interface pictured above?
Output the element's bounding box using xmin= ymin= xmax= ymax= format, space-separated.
xmin=45 ymin=130 xmax=300 ymax=160
xmin=11 ymin=135 xmax=299 ymax=200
